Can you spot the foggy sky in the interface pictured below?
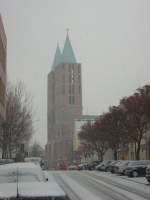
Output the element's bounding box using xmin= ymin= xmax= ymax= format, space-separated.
xmin=0 ymin=0 xmax=150 ymax=146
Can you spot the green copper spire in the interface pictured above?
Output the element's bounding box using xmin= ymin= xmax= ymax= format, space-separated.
xmin=52 ymin=44 xmax=62 ymax=69
xmin=62 ymin=32 xmax=77 ymax=63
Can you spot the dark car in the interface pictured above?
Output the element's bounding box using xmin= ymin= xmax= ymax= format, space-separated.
xmin=87 ymin=160 xmax=101 ymax=170
xmin=145 ymin=164 xmax=150 ymax=184
xmin=125 ymin=160 xmax=150 ymax=177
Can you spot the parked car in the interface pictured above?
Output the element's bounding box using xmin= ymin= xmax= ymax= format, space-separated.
xmin=125 ymin=160 xmax=150 ymax=177
xmin=106 ymin=161 xmax=120 ymax=173
xmin=145 ymin=164 xmax=150 ymax=184
xmin=76 ymin=162 xmax=88 ymax=170
xmin=117 ymin=160 xmax=130 ymax=175
xmin=87 ymin=160 xmax=101 ymax=170
xmin=0 ymin=159 xmax=14 ymax=165
xmin=68 ymin=164 xmax=78 ymax=170
xmin=111 ymin=161 xmax=123 ymax=173
xmin=0 ymin=162 xmax=67 ymax=199
xmin=56 ymin=162 xmax=67 ymax=170
xmin=96 ymin=160 xmax=112 ymax=171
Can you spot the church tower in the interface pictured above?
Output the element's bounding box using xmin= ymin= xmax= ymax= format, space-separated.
xmin=46 ymin=33 xmax=82 ymax=167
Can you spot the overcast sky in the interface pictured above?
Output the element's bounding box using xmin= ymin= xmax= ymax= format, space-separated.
xmin=0 ymin=0 xmax=150 ymax=146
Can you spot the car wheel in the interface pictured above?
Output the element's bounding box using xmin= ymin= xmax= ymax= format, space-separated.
xmin=122 ymin=170 xmax=125 ymax=175
xmin=132 ymin=171 xmax=138 ymax=177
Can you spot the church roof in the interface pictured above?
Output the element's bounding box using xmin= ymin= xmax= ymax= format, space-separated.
xmin=62 ymin=33 xmax=77 ymax=64
xmin=51 ymin=33 xmax=77 ymax=70
xmin=52 ymin=44 xmax=62 ymax=69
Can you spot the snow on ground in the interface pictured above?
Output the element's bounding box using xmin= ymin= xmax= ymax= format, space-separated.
xmin=0 ymin=165 xmax=66 ymax=198
xmin=0 ymin=183 xmax=17 ymax=198
xmin=91 ymin=171 xmax=150 ymax=193
xmin=118 ymin=175 xmax=148 ymax=184
xmin=18 ymin=182 xmax=66 ymax=197
xmin=60 ymin=173 xmax=102 ymax=200
xmin=46 ymin=170 xmax=57 ymax=182
xmin=83 ymin=172 xmax=147 ymax=200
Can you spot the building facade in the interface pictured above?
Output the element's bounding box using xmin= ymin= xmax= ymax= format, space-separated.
xmin=0 ymin=14 xmax=7 ymax=159
xmin=46 ymin=34 xmax=82 ymax=167
xmin=118 ymin=131 xmax=150 ymax=160
xmin=0 ymin=14 xmax=7 ymax=122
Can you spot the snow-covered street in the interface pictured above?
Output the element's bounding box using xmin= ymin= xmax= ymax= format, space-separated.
xmin=48 ymin=171 xmax=150 ymax=200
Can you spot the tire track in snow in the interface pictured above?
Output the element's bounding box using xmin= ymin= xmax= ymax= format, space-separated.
xmin=82 ymin=171 xmax=150 ymax=200
xmin=53 ymin=173 xmax=81 ymax=200
xmin=53 ymin=172 xmax=105 ymax=200
xmin=68 ymin=171 xmax=137 ymax=200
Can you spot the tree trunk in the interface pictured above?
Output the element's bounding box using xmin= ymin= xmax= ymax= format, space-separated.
xmin=135 ymin=141 xmax=141 ymax=160
xmin=97 ymin=149 xmax=105 ymax=161
xmin=100 ymin=151 xmax=104 ymax=161
xmin=97 ymin=151 xmax=101 ymax=161
xmin=114 ymin=150 xmax=117 ymax=160
xmin=2 ymin=144 xmax=8 ymax=159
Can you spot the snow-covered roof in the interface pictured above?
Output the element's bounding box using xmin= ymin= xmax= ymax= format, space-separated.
xmin=51 ymin=33 xmax=77 ymax=71
xmin=62 ymin=33 xmax=77 ymax=64
xmin=0 ymin=183 xmax=17 ymax=198
xmin=52 ymin=44 xmax=62 ymax=70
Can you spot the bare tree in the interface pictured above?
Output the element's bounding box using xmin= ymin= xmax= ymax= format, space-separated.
xmin=0 ymin=82 xmax=34 ymax=159
xmin=29 ymin=142 xmax=44 ymax=158
xmin=120 ymin=85 xmax=150 ymax=160
xmin=79 ymin=121 xmax=109 ymax=161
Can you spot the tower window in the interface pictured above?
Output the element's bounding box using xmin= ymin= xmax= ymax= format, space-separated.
xmin=69 ymin=85 xmax=71 ymax=94
xmin=69 ymin=95 xmax=75 ymax=104
xmin=72 ymin=84 xmax=75 ymax=94
xmin=69 ymin=95 xmax=71 ymax=104
xmin=79 ymin=85 xmax=81 ymax=94
xmin=62 ymin=74 xmax=65 ymax=94
xmin=72 ymin=96 xmax=75 ymax=104
xmin=78 ymin=65 xmax=81 ymax=73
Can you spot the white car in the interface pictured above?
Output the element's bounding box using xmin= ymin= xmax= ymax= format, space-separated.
xmin=117 ymin=160 xmax=130 ymax=175
xmin=0 ymin=162 xmax=66 ymax=199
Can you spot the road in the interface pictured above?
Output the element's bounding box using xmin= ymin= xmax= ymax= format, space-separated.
xmin=48 ymin=171 xmax=150 ymax=200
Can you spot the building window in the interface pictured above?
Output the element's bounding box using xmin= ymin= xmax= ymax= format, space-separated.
xmin=0 ymin=78 xmax=5 ymax=105
xmin=69 ymin=85 xmax=71 ymax=94
xmin=69 ymin=95 xmax=75 ymax=105
xmin=72 ymin=95 xmax=75 ymax=104
xmin=78 ymin=65 xmax=81 ymax=73
xmin=79 ymin=85 xmax=81 ymax=94
xmin=69 ymin=95 xmax=72 ymax=104
xmin=62 ymin=74 xmax=65 ymax=94
xmin=0 ymin=38 xmax=6 ymax=72
xmin=68 ymin=65 xmax=71 ymax=72
xmin=72 ymin=84 xmax=75 ymax=94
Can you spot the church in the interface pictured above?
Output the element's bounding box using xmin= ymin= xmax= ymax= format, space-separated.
xmin=46 ymin=33 xmax=82 ymax=168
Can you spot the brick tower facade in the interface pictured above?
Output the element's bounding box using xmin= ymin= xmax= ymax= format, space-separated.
xmin=46 ymin=34 xmax=82 ymax=167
